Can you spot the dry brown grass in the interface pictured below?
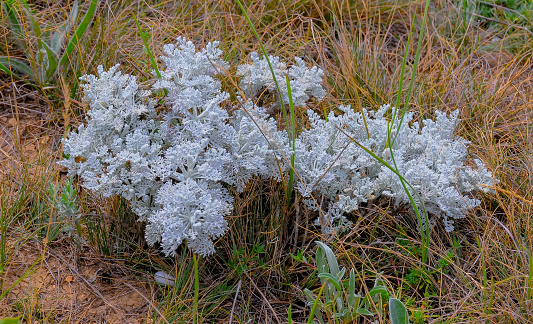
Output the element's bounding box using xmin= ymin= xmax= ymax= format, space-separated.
xmin=1 ymin=0 xmax=533 ymax=323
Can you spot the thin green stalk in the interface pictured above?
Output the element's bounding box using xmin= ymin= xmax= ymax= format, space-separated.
xmin=336 ymin=126 xmax=429 ymax=264
xmin=193 ymin=253 xmax=199 ymax=324
xmin=528 ymin=251 xmax=533 ymax=303
xmin=390 ymin=0 xmax=432 ymax=147
xmin=58 ymin=0 xmax=98 ymax=68
xmin=288 ymin=305 xmax=293 ymax=324
xmin=382 ymin=0 xmax=432 ymax=266
xmin=307 ymin=283 xmax=326 ymax=324
xmin=389 ymin=7 xmax=415 ymax=144
xmin=389 ymin=146 xmax=430 ymax=265
xmin=235 ymin=0 xmax=296 ymax=204
xmin=285 ymin=75 xmax=297 ymax=206
xmin=234 ymin=0 xmax=285 ymax=108
xmin=133 ymin=13 xmax=161 ymax=79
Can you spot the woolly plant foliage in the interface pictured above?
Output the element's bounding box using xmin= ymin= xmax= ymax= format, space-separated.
xmin=62 ymin=38 xmax=494 ymax=256
xmin=293 ymin=106 xmax=494 ymax=234
xmin=62 ymin=38 xmax=297 ymax=256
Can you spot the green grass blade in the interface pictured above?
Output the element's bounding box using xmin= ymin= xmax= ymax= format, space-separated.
xmin=391 ymin=0 xmax=432 ymax=147
xmin=285 ymin=75 xmax=296 ymax=204
xmin=385 ymin=1 xmax=433 ymax=263
xmin=389 ymin=9 xmax=415 ymax=145
xmin=236 ymin=0 xmax=299 ymax=205
xmin=335 ymin=125 xmax=429 ymax=264
xmin=285 ymin=75 xmax=297 ymax=142
xmin=0 ymin=57 xmax=34 ymax=79
xmin=132 ymin=13 xmax=161 ymax=79
xmin=59 ymin=0 xmax=98 ymax=68
xmin=307 ymin=283 xmax=326 ymax=324
xmin=235 ymin=0 xmax=286 ymax=109
xmin=374 ymin=0 xmax=432 ymax=262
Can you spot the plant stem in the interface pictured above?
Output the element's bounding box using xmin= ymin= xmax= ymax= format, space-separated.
xmin=235 ymin=0 xmax=296 ymax=205
xmin=193 ymin=253 xmax=199 ymax=324
xmin=285 ymin=75 xmax=297 ymax=207
xmin=307 ymin=283 xmax=326 ymax=324
xmin=133 ymin=13 xmax=161 ymax=79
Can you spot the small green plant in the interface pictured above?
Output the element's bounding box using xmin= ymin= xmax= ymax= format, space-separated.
xmin=475 ymin=0 xmax=533 ymax=26
xmin=0 ymin=317 xmax=21 ymax=324
xmin=303 ymin=241 xmax=409 ymax=324
xmin=0 ymin=0 xmax=97 ymax=85
xmin=228 ymin=243 xmax=266 ymax=276
xmin=290 ymin=248 xmax=314 ymax=268
xmin=405 ymin=254 xmax=455 ymax=294
xmin=47 ymin=177 xmax=81 ymax=239
xmin=405 ymin=289 xmax=437 ymax=324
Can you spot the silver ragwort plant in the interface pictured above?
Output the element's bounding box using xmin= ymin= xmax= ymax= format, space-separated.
xmin=62 ymin=38 xmax=494 ymax=256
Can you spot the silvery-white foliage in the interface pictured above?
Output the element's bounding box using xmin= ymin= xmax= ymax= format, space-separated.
xmin=153 ymin=37 xmax=230 ymax=119
xmin=293 ymin=105 xmax=495 ymax=232
xmin=314 ymin=205 xmax=353 ymax=239
xmin=61 ymin=39 xmax=300 ymax=256
xmin=146 ymin=179 xmax=233 ymax=256
xmin=61 ymin=64 xmax=163 ymax=221
xmin=237 ymin=52 xmax=326 ymax=107
xmin=154 ymin=270 xmax=176 ymax=287
xmin=62 ymin=37 xmax=495 ymax=257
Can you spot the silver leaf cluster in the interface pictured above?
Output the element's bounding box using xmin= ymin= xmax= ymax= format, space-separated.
xmin=237 ymin=52 xmax=326 ymax=107
xmin=62 ymin=38 xmax=495 ymax=257
xmin=62 ymin=39 xmax=299 ymax=256
xmin=292 ymin=105 xmax=495 ymax=233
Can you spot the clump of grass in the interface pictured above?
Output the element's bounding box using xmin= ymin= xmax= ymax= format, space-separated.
xmin=1 ymin=0 xmax=97 ymax=95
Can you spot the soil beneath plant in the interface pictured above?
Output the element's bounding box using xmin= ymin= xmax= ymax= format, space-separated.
xmin=1 ymin=239 xmax=157 ymax=323
xmin=0 ymin=81 xmax=159 ymax=323
xmin=0 ymin=82 xmax=59 ymax=177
